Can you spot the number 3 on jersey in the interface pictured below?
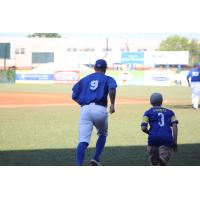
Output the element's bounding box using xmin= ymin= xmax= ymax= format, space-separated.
xmin=158 ymin=113 xmax=165 ymax=127
xmin=90 ymin=80 xmax=98 ymax=90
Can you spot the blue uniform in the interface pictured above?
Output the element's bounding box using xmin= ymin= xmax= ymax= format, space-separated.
xmin=187 ymin=67 xmax=200 ymax=109
xmin=141 ymin=107 xmax=178 ymax=147
xmin=187 ymin=67 xmax=200 ymax=82
xmin=72 ymin=72 xmax=117 ymax=107
xmin=72 ymin=69 xmax=117 ymax=166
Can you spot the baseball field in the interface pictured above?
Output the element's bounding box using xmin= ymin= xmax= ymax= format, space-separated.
xmin=0 ymin=83 xmax=200 ymax=166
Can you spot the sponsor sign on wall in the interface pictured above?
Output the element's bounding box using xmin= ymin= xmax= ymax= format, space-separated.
xmin=121 ymin=52 xmax=144 ymax=64
xmin=121 ymin=51 xmax=189 ymax=65
xmin=144 ymin=51 xmax=189 ymax=65
xmin=54 ymin=71 xmax=80 ymax=83
xmin=144 ymin=70 xmax=173 ymax=86
xmin=15 ymin=71 xmax=54 ymax=83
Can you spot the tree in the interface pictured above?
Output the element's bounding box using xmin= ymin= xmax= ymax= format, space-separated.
xmin=189 ymin=39 xmax=200 ymax=66
xmin=27 ymin=33 xmax=62 ymax=38
xmin=159 ymin=35 xmax=200 ymax=66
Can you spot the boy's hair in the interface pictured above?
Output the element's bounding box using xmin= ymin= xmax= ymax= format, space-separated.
xmin=150 ymin=93 xmax=163 ymax=106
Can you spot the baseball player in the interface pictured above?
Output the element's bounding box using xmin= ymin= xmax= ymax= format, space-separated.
xmin=187 ymin=63 xmax=200 ymax=110
xmin=141 ymin=93 xmax=179 ymax=166
xmin=72 ymin=59 xmax=117 ymax=166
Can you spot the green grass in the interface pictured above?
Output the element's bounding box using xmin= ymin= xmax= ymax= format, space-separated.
xmin=0 ymin=84 xmax=200 ymax=165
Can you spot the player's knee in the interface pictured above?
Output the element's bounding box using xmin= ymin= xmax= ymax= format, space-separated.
xmin=77 ymin=142 xmax=89 ymax=149
xmin=97 ymin=132 xmax=108 ymax=137
xmin=101 ymin=133 xmax=107 ymax=138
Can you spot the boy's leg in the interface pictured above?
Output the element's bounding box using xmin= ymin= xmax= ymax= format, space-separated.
xmin=76 ymin=142 xmax=89 ymax=166
xmin=159 ymin=145 xmax=172 ymax=166
xmin=147 ymin=146 xmax=159 ymax=166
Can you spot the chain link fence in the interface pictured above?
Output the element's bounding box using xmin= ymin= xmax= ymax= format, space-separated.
xmin=0 ymin=69 xmax=15 ymax=83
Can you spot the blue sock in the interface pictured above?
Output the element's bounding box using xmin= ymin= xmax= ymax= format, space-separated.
xmin=93 ymin=135 xmax=107 ymax=162
xmin=76 ymin=142 xmax=89 ymax=166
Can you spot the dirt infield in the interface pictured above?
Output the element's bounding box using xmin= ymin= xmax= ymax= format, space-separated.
xmin=0 ymin=92 xmax=149 ymax=108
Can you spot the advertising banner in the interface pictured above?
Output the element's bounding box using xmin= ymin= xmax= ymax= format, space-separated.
xmin=144 ymin=69 xmax=173 ymax=86
xmin=54 ymin=70 xmax=80 ymax=84
xmin=121 ymin=52 xmax=144 ymax=64
xmin=144 ymin=51 xmax=189 ymax=65
xmin=121 ymin=51 xmax=189 ymax=65
xmin=15 ymin=71 xmax=54 ymax=83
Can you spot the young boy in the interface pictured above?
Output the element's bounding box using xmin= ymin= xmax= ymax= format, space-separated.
xmin=141 ymin=93 xmax=178 ymax=166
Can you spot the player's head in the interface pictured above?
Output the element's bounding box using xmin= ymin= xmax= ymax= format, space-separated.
xmin=150 ymin=93 xmax=163 ymax=106
xmin=94 ymin=59 xmax=107 ymax=73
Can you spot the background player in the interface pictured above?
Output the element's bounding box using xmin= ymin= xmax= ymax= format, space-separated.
xmin=187 ymin=63 xmax=200 ymax=110
xmin=72 ymin=59 xmax=117 ymax=166
xmin=140 ymin=93 xmax=178 ymax=166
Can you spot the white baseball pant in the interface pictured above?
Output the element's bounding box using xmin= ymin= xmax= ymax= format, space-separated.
xmin=190 ymin=82 xmax=200 ymax=109
xmin=78 ymin=103 xmax=108 ymax=144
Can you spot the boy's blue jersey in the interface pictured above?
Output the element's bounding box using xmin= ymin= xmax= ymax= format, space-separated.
xmin=141 ymin=106 xmax=178 ymax=147
xmin=72 ymin=72 xmax=117 ymax=107
xmin=187 ymin=68 xmax=200 ymax=82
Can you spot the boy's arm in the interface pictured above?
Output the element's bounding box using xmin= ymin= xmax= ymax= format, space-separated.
xmin=141 ymin=115 xmax=149 ymax=134
xmin=141 ymin=125 xmax=149 ymax=134
xmin=172 ymin=123 xmax=178 ymax=152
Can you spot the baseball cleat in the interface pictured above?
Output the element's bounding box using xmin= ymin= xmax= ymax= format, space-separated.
xmin=90 ymin=159 xmax=101 ymax=166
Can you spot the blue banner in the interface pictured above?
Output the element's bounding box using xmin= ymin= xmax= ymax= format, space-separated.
xmin=121 ymin=52 xmax=144 ymax=64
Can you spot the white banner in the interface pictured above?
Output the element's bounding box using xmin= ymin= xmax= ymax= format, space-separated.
xmin=144 ymin=51 xmax=189 ymax=65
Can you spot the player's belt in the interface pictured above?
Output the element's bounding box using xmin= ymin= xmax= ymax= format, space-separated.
xmin=81 ymin=102 xmax=106 ymax=107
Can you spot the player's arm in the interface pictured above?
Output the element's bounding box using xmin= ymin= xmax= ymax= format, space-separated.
xmin=172 ymin=123 xmax=178 ymax=152
xmin=72 ymin=91 xmax=78 ymax=101
xmin=109 ymin=88 xmax=116 ymax=114
xmin=186 ymin=72 xmax=191 ymax=87
xmin=108 ymin=77 xmax=117 ymax=114
xmin=72 ymin=83 xmax=81 ymax=103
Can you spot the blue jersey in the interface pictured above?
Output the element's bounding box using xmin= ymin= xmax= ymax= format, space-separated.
xmin=187 ymin=67 xmax=200 ymax=82
xmin=141 ymin=106 xmax=178 ymax=147
xmin=72 ymin=72 xmax=117 ymax=107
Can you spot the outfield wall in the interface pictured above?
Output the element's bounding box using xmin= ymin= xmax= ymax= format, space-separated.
xmin=15 ymin=68 xmax=189 ymax=86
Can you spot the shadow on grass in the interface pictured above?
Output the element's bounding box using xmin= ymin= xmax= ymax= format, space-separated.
xmin=0 ymin=144 xmax=200 ymax=166
xmin=167 ymin=104 xmax=193 ymax=109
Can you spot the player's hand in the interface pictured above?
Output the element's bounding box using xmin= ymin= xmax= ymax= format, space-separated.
xmin=110 ymin=104 xmax=115 ymax=114
xmin=172 ymin=143 xmax=178 ymax=152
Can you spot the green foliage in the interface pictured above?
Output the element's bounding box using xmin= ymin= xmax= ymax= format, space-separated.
xmin=189 ymin=39 xmax=200 ymax=65
xmin=27 ymin=33 xmax=62 ymax=38
xmin=159 ymin=35 xmax=200 ymax=66
xmin=159 ymin=35 xmax=190 ymax=51
xmin=0 ymin=69 xmax=15 ymax=83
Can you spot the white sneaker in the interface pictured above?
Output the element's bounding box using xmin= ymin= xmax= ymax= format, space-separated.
xmin=90 ymin=159 xmax=101 ymax=166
